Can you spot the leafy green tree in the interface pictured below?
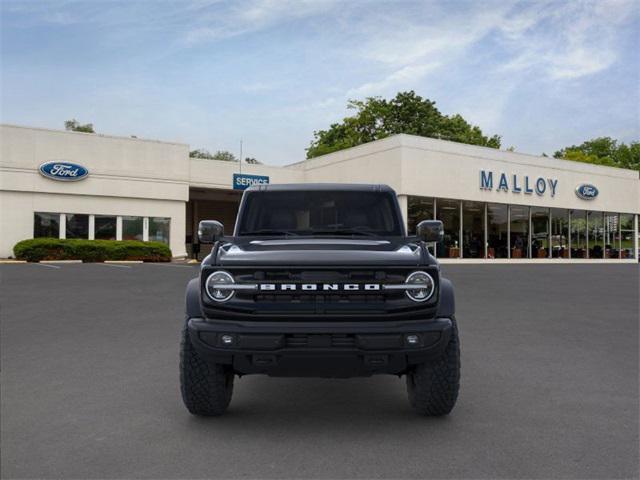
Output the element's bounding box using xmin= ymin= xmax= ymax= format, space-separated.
xmin=190 ymin=149 xmax=215 ymax=159
xmin=212 ymin=150 xmax=237 ymax=162
xmin=306 ymin=91 xmax=501 ymax=158
xmin=189 ymin=149 xmax=238 ymax=162
xmin=554 ymin=137 xmax=640 ymax=171
xmin=64 ymin=119 xmax=94 ymax=133
xmin=245 ymin=157 xmax=261 ymax=164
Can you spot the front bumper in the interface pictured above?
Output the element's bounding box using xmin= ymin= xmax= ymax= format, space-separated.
xmin=187 ymin=317 xmax=453 ymax=377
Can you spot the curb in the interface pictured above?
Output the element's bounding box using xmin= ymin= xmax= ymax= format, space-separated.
xmin=40 ymin=260 xmax=82 ymax=264
xmin=0 ymin=259 xmax=27 ymax=264
xmin=437 ymin=259 xmax=639 ymax=264
xmin=104 ymin=260 xmax=144 ymax=264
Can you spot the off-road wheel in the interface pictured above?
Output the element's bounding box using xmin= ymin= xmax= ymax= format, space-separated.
xmin=180 ymin=320 xmax=234 ymax=416
xmin=406 ymin=316 xmax=460 ymax=416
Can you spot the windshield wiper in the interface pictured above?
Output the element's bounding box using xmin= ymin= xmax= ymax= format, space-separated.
xmin=312 ymin=228 xmax=377 ymax=237
xmin=241 ymin=229 xmax=299 ymax=236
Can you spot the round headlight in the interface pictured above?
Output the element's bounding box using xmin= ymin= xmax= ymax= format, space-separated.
xmin=205 ymin=271 xmax=235 ymax=302
xmin=405 ymin=271 xmax=435 ymax=302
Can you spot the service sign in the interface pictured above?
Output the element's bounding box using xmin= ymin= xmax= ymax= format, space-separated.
xmin=39 ymin=161 xmax=89 ymax=182
xmin=575 ymin=184 xmax=598 ymax=200
xmin=233 ymin=173 xmax=269 ymax=190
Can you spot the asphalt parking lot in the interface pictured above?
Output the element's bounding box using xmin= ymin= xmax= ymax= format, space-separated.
xmin=1 ymin=263 xmax=638 ymax=479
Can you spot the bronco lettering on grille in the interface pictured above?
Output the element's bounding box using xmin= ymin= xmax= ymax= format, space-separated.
xmin=259 ymin=283 xmax=382 ymax=291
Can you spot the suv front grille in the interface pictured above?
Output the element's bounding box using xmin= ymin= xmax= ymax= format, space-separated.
xmin=203 ymin=267 xmax=438 ymax=319
xmin=235 ymin=269 xmax=407 ymax=284
xmin=252 ymin=293 xmax=389 ymax=303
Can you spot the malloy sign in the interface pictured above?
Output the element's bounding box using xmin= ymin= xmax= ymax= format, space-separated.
xmin=480 ymin=170 xmax=558 ymax=197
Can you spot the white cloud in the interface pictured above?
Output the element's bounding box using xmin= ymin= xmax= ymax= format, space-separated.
xmin=340 ymin=4 xmax=513 ymax=107
xmin=359 ymin=6 xmax=512 ymax=67
xmin=183 ymin=0 xmax=341 ymax=44
xmin=345 ymin=0 xmax=637 ymax=101
xmin=347 ymin=63 xmax=440 ymax=97
xmin=499 ymin=0 xmax=637 ymax=79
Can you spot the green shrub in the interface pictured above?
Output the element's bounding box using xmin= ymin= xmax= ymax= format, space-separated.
xmin=13 ymin=238 xmax=172 ymax=262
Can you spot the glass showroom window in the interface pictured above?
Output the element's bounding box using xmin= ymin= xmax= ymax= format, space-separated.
xmin=551 ymin=209 xmax=570 ymax=258
xmin=571 ymin=210 xmax=587 ymax=258
xmin=65 ymin=214 xmax=89 ymax=239
xmin=620 ymin=214 xmax=636 ymax=259
xmin=95 ymin=215 xmax=117 ymax=240
xmin=407 ymin=196 xmax=434 ymax=234
xmin=122 ymin=216 xmax=143 ymax=241
xmin=149 ymin=217 xmax=170 ymax=244
xmin=487 ymin=203 xmax=508 ymax=259
xmin=510 ymin=206 xmax=529 ymax=258
xmin=436 ymin=199 xmax=460 ymax=258
xmin=531 ymin=207 xmax=550 ymax=259
xmin=603 ymin=213 xmax=620 ymax=259
xmin=462 ymin=201 xmax=484 ymax=258
xmin=34 ymin=212 xmax=60 ymax=238
xmin=588 ymin=211 xmax=604 ymax=258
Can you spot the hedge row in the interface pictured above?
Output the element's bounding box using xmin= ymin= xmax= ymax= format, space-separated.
xmin=13 ymin=238 xmax=172 ymax=262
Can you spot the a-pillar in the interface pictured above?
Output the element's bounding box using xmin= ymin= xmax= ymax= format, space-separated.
xmin=397 ymin=194 xmax=408 ymax=234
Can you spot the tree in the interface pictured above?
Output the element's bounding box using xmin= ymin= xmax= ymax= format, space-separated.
xmin=64 ymin=119 xmax=94 ymax=133
xmin=554 ymin=137 xmax=640 ymax=172
xmin=306 ymin=91 xmax=501 ymax=158
xmin=245 ymin=157 xmax=262 ymax=164
xmin=189 ymin=149 xmax=238 ymax=162
xmin=190 ymin=149 xmax=215 ymax=159
xmin=212 ymin=150 xmax=237 ymax=162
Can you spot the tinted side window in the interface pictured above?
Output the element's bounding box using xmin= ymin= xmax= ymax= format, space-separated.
xmin=34 ymin=212 xmax=60 ymax=238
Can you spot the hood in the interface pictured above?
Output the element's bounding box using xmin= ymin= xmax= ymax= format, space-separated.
xmin=212 ymin=237 xmax=426 ymax=267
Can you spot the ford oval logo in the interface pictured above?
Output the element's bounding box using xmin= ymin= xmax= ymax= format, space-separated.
xmin=39 ymin=161 xmax=89 ymax=182
xmin=575 ymin=184 xmax=598 ymax=200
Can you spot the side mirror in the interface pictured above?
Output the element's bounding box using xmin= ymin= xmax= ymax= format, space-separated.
xmin=416 ymin=220 xmax=444 ymax=243
xmin=198 ymin=220 xmax=224 ymax=244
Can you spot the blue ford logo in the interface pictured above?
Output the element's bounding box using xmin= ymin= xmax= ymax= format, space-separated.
xmin=575 ymin=184 xmax=598 ymax=200
xmin=39 ymin=161 xmax=89 ymax=182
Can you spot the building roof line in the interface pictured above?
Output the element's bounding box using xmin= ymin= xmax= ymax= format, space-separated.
xmin=399 ymin=144 xmax=638 ymax=181
xmin=396 ymin=133 xmax=639 ymax=177
xmin=288 ymin=133 xmax=639 ymax=179
xmin=0 ymin=123 xmax=189 ymax=147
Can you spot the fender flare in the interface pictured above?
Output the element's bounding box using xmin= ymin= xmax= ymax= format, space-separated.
xmin=185 ymin=277 xmax=202 ymax=318
xmin=436 ymin=277 xmax=455 ymax=318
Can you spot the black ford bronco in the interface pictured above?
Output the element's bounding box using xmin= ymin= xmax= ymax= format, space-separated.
xmin=181 ymin=184 xmax=460 ymax=416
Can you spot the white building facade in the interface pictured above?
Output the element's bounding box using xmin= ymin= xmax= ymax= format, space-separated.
xmin=1 ymin=124 xmax=638 ymax=262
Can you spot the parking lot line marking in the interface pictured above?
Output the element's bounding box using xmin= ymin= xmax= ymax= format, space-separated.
xmin=40 ymin=260 xmax=82 ymax=264
xmin=96 ymin=263 xmax=132 ymax=269
xmin=148 ymin=263 xmax=197 ymax=268
xmin=35 ymin=263 xmax=61 ymax=269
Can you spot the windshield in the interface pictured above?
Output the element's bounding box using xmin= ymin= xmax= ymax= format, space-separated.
xmin=237 ymin=190 xmax=403 ymax=236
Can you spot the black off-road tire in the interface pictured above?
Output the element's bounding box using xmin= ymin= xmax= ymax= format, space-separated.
xmin=180 ymin=320 xmax=234 ymax=416
xmin=406 ymin=316 xmax=460 ymax=416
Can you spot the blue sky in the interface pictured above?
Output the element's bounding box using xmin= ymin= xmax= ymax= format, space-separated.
xmin=2 ymin=0 xmax=639 ymax=165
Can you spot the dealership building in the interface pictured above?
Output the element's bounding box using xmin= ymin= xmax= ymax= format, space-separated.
xmin=1 ymin=123 xmax=638 ymax=262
